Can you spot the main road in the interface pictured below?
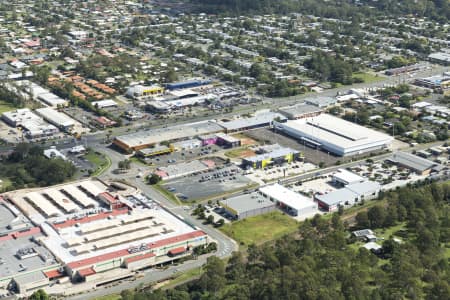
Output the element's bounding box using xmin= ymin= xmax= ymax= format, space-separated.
xmin=1 ymin=63 xmax=447 ymax=154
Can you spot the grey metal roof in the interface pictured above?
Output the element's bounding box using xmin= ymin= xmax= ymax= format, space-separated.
xmin=13 ymin=270 xmax=47 ymax=285
xmin=428 ymin=52 xmax=450 ymax=62
xmin=352 ymin=229 xmax=374 ymax=237
xmin=305 ymin=96 xmax=337 ymax=107
xmin=279 ymin=103 xmax=323 ymax=118
xmin=221 ymin=193 xmax=275 ymax=214
xmin=390 ymin=151 xmax=436 ymax=172
xmin=115 ymin=121 xmax=223 ymax=148
xmin=346 ymin=181 xmax=381 ymax=195
xmin=0 ymin=236 xmax=57 ymax=280
xmin=315 ymin=188 xmax=357 ymax=206
xmin=218 ymin=112 xmax=286 ymax=131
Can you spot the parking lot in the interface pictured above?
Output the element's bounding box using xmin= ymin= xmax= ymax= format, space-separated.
xmin=63 ymin=106 xmax=98 ymax=128
xmin=244 ymin=128 xmax=342 ymax=166
xmin=244 ymin=161 xmax=316 ymax=184
xmin=142 ymin=144 xmax=223 ymax=167
xmin=287 ymin=176 xmax=337 ymax=197
xmin=162 ymin=165 xmax=256 ymax=201
xmin=0 ymin=121 xmax=23 ymax=143
xmin=349 ymin=162 xmax=412 ymax=185
xmin=348 ymin=161 xmax=429 ymax=189
xmin=203 ymin=204 xmax=231 ymax=224
xmin=245 ymin=128 xmax=397 ymax=166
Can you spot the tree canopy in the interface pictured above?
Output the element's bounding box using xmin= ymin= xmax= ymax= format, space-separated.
xmin=190 ymin=0 xmax=450 ymax=22
xmin=0 ymin=143 xmax=76 ymax=190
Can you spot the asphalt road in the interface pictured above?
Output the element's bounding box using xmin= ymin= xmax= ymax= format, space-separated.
xmin=1 ymin=63 xmax=447 ymax=155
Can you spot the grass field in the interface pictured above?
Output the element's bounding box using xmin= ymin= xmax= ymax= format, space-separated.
xmin=153 ymin=183 xmax=182 ymax=205
xmin=130 ymin=156 xmax=148 ymax=166
xmin=375 ymin=222 xmax=406 ymax=240
xmin=0 ymin=178 xmax=12 ymax=191
xmin=0 ymin=100 xmax=17 ymax=114
xmin=161 ymin=267 xmax=204 ymax=289
xmin=220 ymin=211 xmax=298 ymax=246
xmin=85 ymin=150 xmax=111 ymax=176
xmin=224 ymin=147 xmax=255 ymax=158
xmin=353 ymin=72 xmax=384 ymax=83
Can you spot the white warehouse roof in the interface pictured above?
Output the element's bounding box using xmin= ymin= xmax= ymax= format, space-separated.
xmin=259 ymin=184 xmax=316 ymax=211
xmin=274 ymin=114 xmax=393 ymax=156
xmin=24 ymin=192 xmax=61 ymax=218
xmin=333 ymin=168 xmax=365 ymax=185
xmin=35 ymin=108 xmax=75 ymax=128
xmin=92 ymin=99 xmax=117 ymax=108
xmin=38 ymin=93 xmax=68 ymax=107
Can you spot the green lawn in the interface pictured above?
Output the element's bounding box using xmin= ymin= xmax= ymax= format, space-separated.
xmin=0 ymin=178 xmax=12 ymax=191
xmin=85 ymin=150 xmax=111 ymax=176
xmin=224 ymin=147 xmax=250 ymax=158
xmin=0 ymin=100 xmax=17 ymax=114
xmin=444 ymin=246 xmax=450 ymax=259
xmin=220 ymin=211 xmax=298 ymax=246
xmin=374 ymin=222 xmax=407 ymax=240
xmin=353 ymin=72 xmax=384 ymax=83
xmin=162 ymin=267 xmax=204 ymax=289
xmin=129 ymin=156 xmax=148 ymax=166
xmin=153 ymin=183 xmax=182 ymax=205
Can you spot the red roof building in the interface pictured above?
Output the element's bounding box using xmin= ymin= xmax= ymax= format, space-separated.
xmin=67 ymin=230 xmax=207 ymax=271
xmin=78 ymin=267 xmax=96 ymax=277
xmin=94 ymin=116 xmax=117 ymax=128
xmin=168 ymin=247 xmax=186 ymax=256
xmin=44 ymin=269 xmax=64 ymax=280
xmin=12 ymin=227 xmax=41 ymax=238
xmin=124 ymin=252 xmax=156 ymax=264
xmin=52 ymin=208 xmax=129 ymax=230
